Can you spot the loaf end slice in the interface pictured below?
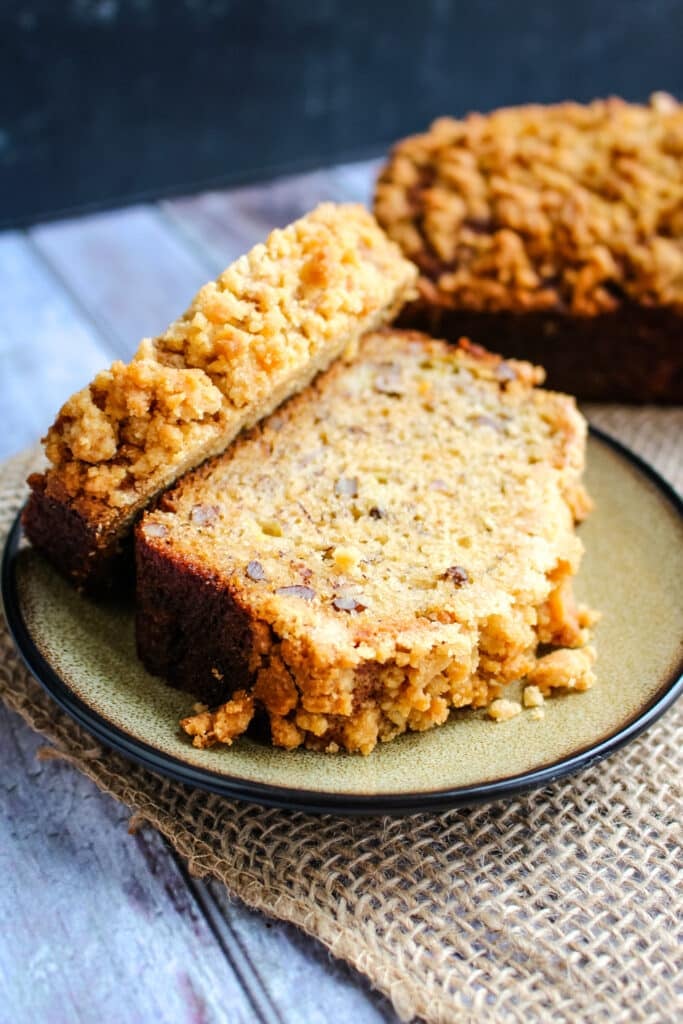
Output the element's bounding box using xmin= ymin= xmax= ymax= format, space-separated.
xmin=136 ymin=328 xmax=596 ymax=755
xmin=23 ymin=204 xmax=418 ymax=591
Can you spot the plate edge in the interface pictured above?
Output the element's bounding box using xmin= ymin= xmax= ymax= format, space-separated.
xmin=2 ymin=427 xmax=682 ymax=815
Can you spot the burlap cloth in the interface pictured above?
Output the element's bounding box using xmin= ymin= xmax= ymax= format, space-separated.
xmin=1 ymin=407 xmax=682 ymax=1024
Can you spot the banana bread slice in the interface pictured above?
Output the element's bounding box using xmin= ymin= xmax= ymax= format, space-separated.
xmin=23 ymin=204 xmax=417 ymax=591
xmin=136 ymin=328 xmax=595 ymax=755
xmin=374 ymin=93 xmax=683 ymax=402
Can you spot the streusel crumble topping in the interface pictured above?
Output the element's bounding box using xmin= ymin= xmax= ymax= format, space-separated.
xmin=375 ymin=94 xmax=683 ymax=316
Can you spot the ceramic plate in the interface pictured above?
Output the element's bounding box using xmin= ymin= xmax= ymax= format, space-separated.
xmin=3 ymin=428 xmax=682 ymax=815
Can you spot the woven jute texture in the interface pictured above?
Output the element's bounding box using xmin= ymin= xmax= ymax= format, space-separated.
xmin=1 ymin=408 xmax=682 ymax=1024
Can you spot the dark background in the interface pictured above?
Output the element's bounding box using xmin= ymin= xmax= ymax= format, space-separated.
xmin=2 ymin=0 xmax=682 ymax=228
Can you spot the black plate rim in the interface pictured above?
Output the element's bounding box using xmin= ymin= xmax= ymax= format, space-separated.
xmin=2 ymin=425 xmax=682 ymax=816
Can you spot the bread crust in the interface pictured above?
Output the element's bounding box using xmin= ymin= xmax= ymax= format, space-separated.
xmin=398 ymin=304 xmax=683 ymax=403
xmin=22 ymin=472 xmax=130 ymax=591
xmin=136 ymin=534 xmax=256 ymax=706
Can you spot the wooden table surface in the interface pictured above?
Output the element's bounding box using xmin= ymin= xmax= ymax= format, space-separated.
xmin=0 ymin=161 xmax=402 ymax=1024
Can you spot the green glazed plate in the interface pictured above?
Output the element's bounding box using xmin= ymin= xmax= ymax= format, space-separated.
xmin=3 ymin=428 xmax=682 ymax=814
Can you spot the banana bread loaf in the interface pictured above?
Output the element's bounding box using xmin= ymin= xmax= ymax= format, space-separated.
xmin=374 ymin=94 xmax=683 ymax=402
xmin=136 ymin=328 xmax=596 ymax=755
xmin=23 ymin=204 xmax=417 ymax=591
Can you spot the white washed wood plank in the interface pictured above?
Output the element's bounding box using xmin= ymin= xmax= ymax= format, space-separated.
xmin=330 ymin=159 xmax=384 ymax=207
xmin=0 ymin=231 xmax=112 ymax=459
xmin=163 ymin=160 xmax=382 ymax=277
xmin=162 ymin=167 xmax=350 ymax=274
xmin=204 ymin=882 xmax=398 ymax=1024
xmin=30 ymin=206 xmax=216 ymax=357
xmin=0 ymin=705 xmax=260 ymax=1024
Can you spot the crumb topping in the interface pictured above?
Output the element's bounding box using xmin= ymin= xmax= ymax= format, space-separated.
xmin=523 ymin=684 xmax=545 ymax=708
xmin=526 ymin=646 xmax=597 ymax=695
xmin=487 ymin=699 xmax=523 ymax=722
xmin=45 ymin=354 xmax=224 ymax=503
xmin=180 ymin=690 xmax=254 ymax=748
xmin=41 ymin=204 xmax=417 ymax=511
xmin=375 ymin=94 xmax=683 ymax=315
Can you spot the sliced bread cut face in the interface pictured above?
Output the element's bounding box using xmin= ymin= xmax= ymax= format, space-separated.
xmin=23 ymin=203 xmax=417 ymax=591
xmin=136 ymin=328 xmax=595 ymax=755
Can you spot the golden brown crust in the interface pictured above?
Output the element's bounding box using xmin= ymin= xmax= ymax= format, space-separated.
xmin=136 ymin=328 xmax=596 ymax=755
xmin=375 ymin=94 xmax=683 ymax=317
xmin=25 ymin=204 xmax=418 ymax=590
